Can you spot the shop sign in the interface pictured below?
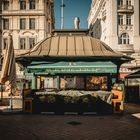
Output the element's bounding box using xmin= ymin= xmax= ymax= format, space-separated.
xmin=28 ymin=67 xmax=117 ymax=74
xmin=27 ymin=61 xmax=117 ymax=74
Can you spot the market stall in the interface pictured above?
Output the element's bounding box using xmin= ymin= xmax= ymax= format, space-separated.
xmin=16 ymin=29 xmax=131 ymax=113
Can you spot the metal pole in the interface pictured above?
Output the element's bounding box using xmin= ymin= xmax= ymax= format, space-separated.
xmin=10 ymin=85 xmax=13 ymax=110
xmin=0 ymin=84 xmax=3 ymax=101
xmin=139 ymin=82 xmax=140 ymax=101
xmin=61 ymin=0 xmax=64 ymax=29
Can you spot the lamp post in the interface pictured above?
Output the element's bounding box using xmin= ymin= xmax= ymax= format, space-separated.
xmin=61 ymin=0 xmax=65 ymax=29
xmin=10 ymin=84 xmax=13 ymax=110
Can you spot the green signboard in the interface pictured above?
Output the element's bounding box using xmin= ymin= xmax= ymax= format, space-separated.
xmin=27 ymin=61 xmax=117 ymax=74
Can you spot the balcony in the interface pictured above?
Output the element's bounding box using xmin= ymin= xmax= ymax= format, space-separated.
xmin=117 ymin=5 xmax=134 ymax=13
xmin=117 ymin=44 xmax=134 ymax=53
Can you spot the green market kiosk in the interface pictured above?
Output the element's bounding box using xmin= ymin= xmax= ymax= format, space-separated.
xmin=16 ymin=30 xmax=131 ymax=113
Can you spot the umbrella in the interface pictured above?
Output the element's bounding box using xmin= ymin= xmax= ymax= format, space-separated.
xmin=0 ymin=35 xmax=17 ymax=95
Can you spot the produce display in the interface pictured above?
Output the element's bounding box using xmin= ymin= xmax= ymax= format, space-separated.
xmin=26 ymin=90 xmax=113 ymax=114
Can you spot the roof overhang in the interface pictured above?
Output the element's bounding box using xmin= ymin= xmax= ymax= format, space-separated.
xmin=16 ymin=55 xmax=132 ymax=67
xmin=15 ymin=30 xmax=133 ymax=67
xmin=125 ymin=70 xmax=140 ymax=79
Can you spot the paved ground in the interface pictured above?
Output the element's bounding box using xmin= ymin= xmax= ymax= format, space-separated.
xmin=0 ymin=103 xmax=140 ymax=140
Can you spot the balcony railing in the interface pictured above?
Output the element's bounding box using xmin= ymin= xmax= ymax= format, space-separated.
xmin=117 ymin=5 xmax=134 ymax=13
xmin=0 ymin=10 xmax=45 ymax=16
xmin=117 ymin=44 xmax=134 ymax=53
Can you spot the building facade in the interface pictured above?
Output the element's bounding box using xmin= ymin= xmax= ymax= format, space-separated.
xmin=88 ymin=0 xmax=140 ymax=77
xmin=0 ymin=0 xmax=54 ymax=70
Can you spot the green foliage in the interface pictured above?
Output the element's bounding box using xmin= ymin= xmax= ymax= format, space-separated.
xmin=39 ymin=96 xmax=46 ymax=102
xmin=91 ymin=96 xmax=98 ymax=103
xmin=64 ymin=96 xmax=71 ymax=103
xmin=82 ymin=97 xmax=89 ymax=103
xmin=47 ymin=95 xmax=56 ymax=103
xmin=71 ymin=96 xmax=80 ymax=103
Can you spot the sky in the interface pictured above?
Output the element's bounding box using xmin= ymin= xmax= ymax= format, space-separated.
xmin=54 ymin=0 xmax=92 ymax=29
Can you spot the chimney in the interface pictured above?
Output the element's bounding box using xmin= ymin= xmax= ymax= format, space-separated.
xmin=74 ymin=17 xmax=80 ymax=29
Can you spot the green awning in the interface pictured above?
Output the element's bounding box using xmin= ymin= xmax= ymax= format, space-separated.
xmin=27 ymin=61 xmax=117 ymax=74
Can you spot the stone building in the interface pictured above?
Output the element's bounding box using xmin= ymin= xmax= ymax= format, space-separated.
xmin=88 ymin=0 xmax=140 ymax=78
xmin=0 ymin=0 xmax=55 ymax=77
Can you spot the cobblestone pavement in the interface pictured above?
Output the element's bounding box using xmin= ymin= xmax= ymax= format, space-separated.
xmin=0 ymin=104 xmax=140 ymax=140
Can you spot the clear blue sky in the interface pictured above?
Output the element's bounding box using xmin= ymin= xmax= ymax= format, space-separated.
xmin=54 ymin=0 xmax=92 ymax=29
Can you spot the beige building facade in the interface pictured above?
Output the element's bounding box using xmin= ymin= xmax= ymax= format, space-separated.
xmin=88 ymin=0 xmax=140 ymax=76
xmin=0 ymin=0 xmax=54 ymax=77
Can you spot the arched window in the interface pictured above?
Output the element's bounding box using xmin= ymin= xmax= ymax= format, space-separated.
xmin=119 ymin=33 xmax=130 ymax=44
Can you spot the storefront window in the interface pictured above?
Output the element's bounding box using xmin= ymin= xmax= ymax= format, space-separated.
xmin=60 ymin=75 xmax=107 ymax=91
xmin=60 ymin=77 xmax=68 ymax=90
xmin=86 ymin=76 xmax=107 ymax=91
xmin=37 ymin=76 xmax=57 ymax=90
xmin=76 ymin=76 xmax=85 ymax=90
xmin=36 ymin=75 xmax=108 ymax=91
xmin=60 ymin=76 xmax=85 ymax=90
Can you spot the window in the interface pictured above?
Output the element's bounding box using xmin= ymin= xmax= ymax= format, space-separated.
xmin=119 ymin=33 xmax=130 ymax=44
xmin=20 ymin=38 xmax=26 ymax=49
xmin=3 ymin=19 xmax=9 ymax=29
xmin=118 ymin=0 xmax=123 ymax=6
xmin=86 ymin=76 xmax=107 ymax=91
xmin=118 ymin=15 xmax=123 ymax=25
xmin=3 ymin=38 xmax=8 ymax=49
xmin=3 ymin=1 xmax=9 ymax=10
xmin=126 ymin=15 xmax=131 ymax=25
xmin=29 ymin=18 xmax=35 ymax=29
xmin=29 ymin=0 xmax=35 ymax=9
xmin=29 ymin=38 xmax=35 ymax=49
xmin=20 ymin=0 xmax=26 ymax=10
xmin=126 ymin=0 xmax=131 ymax=5
xmin=20 ymin=18 xmax=26 ymax=29
xmin=37 ymin=76 xmax=57 ymax=90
